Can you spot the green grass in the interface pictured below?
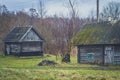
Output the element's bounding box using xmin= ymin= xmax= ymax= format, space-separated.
xmin=0 ymin=54 xmax=120 ymax=80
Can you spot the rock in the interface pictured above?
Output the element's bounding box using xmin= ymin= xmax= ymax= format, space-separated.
xmin=38 ymin=60 xmax=57 ymax=66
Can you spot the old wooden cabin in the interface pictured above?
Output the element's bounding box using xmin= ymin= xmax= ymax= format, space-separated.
xmin=4 ymin=26 xmax=44 ymax=56
xmin=77 ymin=44 xmax=120 ymax=65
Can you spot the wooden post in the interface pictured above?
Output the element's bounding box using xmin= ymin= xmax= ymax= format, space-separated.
xmin=40 ymin=42 xmax=43 ymax=56
xmin=77 ymin=46 xmax=81 ymax=63
xmin=4 ymin=43 xmax=7 ymax=56
xmin=102 ymin=45 xmax=105 ymax=65
xmin=19 ymin=43 xmax=22 ymax=56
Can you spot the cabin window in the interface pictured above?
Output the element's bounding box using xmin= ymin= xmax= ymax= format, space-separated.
xmin=10 ymin=44 xmax=20 ymax=53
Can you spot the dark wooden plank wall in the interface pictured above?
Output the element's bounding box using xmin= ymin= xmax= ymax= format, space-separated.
xmin=4 ymin=42 xmax=43 ymax=56
xmin=77 ymin=45 xmax=105 ymax=64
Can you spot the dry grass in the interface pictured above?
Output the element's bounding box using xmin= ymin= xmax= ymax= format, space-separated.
xmin=0 ymin=54 xmax=120 ymax=80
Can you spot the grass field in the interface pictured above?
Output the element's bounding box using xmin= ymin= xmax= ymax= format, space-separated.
xmin=0 ymin=54 xmax=120 ymax=80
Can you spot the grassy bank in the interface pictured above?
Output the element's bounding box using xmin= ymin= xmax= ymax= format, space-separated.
xmin=0 ymin=54 xmax=120 ymax=80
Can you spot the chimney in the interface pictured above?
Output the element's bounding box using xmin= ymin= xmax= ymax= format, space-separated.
xmin=97 ymin=0 xmax=99 ymax=22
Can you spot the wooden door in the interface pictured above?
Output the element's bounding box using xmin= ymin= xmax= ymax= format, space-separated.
xmin=6 ymin=45 xmax=10 ymax=55
xmin=105 ymin=46 xmax=113 ymax=64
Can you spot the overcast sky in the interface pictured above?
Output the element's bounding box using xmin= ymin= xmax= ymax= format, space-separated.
xmin=0 ymin=0 xmax=120 ymax=18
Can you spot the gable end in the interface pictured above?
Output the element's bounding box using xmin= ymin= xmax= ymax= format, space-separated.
xmin=21 ymin=28 xmax=43 ymax=41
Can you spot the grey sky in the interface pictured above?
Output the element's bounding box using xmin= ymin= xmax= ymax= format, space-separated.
xmin=0 ymin=0 xmax=120 ymax=17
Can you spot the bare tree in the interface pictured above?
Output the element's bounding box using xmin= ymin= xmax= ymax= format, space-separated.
xmin=101 ymin=1 xmax=120 ymax=21
xmin=29 ymin=8 xmax=38 ymax=25
xmin=88 ymin=10 xmax=96 ymax=23
xmin=68 ymin=0 xmax=78 ymax=51
xmin=38 ymin=0 xmax=46 ymax=19
xmin=37 ymin=0 xmax=47 ymax=32
xmin=13 ymin=11 xmax=30 ymax=26
xmin=61 ymin=0 xmax=79 ymax=62
xmin=0 ymin=5 xmax=12 ymax=53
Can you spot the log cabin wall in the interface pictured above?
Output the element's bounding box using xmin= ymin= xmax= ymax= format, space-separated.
xmin=4 ymin=26 xmax=44 ymax=56
xmin=77 ymin=44 xmax=120 ymax=65
xmin=5 ymin=42 xmax=21 ymax=56
xmin=113 ymin=46 xmax=120 ymax=64
xmin=78 ymin=46 xmax=103 ymax=64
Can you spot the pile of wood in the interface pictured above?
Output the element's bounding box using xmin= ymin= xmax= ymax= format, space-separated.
xmin=38 ymin=60 xmax=57 ymax=66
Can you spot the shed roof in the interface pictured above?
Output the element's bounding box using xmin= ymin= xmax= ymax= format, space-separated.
xmin=4 ymin=26 xmax=44 ymax=42
xmin=77 ymin=44 xmax=120 ymax=47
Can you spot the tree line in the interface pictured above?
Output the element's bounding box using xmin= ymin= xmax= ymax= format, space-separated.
xmin=0 ymin=0 xmax=120 ymax=57
xmin=0 ymin=1 xmax=88 ymax=55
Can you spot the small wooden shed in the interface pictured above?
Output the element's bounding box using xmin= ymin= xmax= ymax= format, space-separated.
xmin=77 ymin=44 xmax=120 ymax=65
xmin=4 ymin=26 xmax=44 ymax=56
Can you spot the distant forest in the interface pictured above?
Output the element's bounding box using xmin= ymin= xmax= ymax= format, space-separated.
xmin=0 ymin=1 xmax=120 ymax=55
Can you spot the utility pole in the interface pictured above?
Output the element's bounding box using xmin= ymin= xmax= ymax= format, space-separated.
xmin=97 ymin=0 xmax=99 ymax=22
